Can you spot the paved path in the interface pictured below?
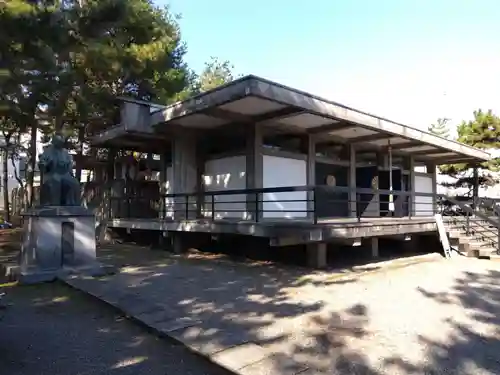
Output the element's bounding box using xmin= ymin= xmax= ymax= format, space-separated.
xmin=62 ymin=246 xmax=500 ymax=375
xmin=0 ymin=282 xmax=231 ymax=375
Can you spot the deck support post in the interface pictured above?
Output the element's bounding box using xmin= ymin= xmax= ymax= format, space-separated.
xmin=403 ymin=235 xmax=418 ymax=253
xmin=245 ymin=124 xmax=263 ymax=221
xmin=348 ymin=144 xmax=357 ymax=217
xmin=425 ymin=162 xmax=437 ymax=214
xmin=172 ymin=130 xmax=199 ymax=220
xmin=306 ymin=134 xmax=316 ymax=221
xmin=371 ymin=237 xmax=379 ymax=258
xmin=307 ymin=242 xmax=327 ymax=269
xmin=171 ymin=233 xmax=184 ymax=254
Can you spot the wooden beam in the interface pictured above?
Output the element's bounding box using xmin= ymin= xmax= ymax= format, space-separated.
xmin=349 ymin=133 xmax=394 ymax=144
xmin=389 ymin=141 xmax=422 ymax=150
xmin=409 ymin=148 xmax=450 ymax=156
xmin=423 ymin=156 xmax=475 ymax=165
xmin=203 ymin=106 xmax=305 ymax=124
xmin=308 ymin=122 xmax=354 ymax=134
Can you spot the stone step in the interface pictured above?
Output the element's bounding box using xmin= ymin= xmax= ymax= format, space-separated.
xmin=457 ymin=241 xmax=489 ymax=251
xmin=467 ymin=247 xmax=498 ymax=258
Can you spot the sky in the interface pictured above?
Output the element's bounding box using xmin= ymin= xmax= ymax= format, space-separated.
xmin=161 ymin=0 xmax=500 ymax=132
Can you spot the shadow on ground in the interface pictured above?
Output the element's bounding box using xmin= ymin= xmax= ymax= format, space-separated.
xmin=91 ymin=245 xmax=459 ymax=374
xmin=0 ymin=282 xmax=231 ymax=375
xmin=381 ymin=268 xmax=500 ymax=375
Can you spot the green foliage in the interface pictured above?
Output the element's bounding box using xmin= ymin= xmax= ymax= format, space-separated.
xmin=190 ymin=57 xmax=236 ymax=95
xmin=0 ymin=0 xmax=237 ymax=209
xmin=428 ymin=118 xmax=450 ymax=139
xmin=0 ymin=0 xmax=193 ymax=139
xmin=439 ymin=109 xmax=500 ymax=192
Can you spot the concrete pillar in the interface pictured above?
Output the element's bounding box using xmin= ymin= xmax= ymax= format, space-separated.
xmin=245 ymin=124 xmax=263 ymax=220
xmin=105 ymin=148 xmax=117 ymax=219
xmin=172 ymin=131 xmax=198 ymax=219
xmin=425 ymin=162 xmax=437 ymax=215
xmin=307 ymin=242 xmax=327 ymax=268
xmin=472 ymin=166 xmax=479 ymax=207
xmin=403 ymin=235 xmax=418 ymax=253
xmin=409 ymin=156 xmax=415 ymax=217
xmin=348 ymin=144 xmax=357 ymax=217
xmin=106 ymin=148 xmax=116 ymax=182
xmin=306 ymin=135 xmax=316 ymax=221
xmin=374 ymin=152 xmax=384 ymax=217
xmin=159 ymin=151 xmax=169 ymax=219
xmin=171 ymin=233 xmax=184 ymax=254
xmin=371 ymin=237 xmax=379 ymax=258
xmin=196 ymin=141 xmax=206 ymax=219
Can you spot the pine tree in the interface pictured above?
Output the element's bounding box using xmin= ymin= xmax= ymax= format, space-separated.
xmin=428 ymin=118 xmax=451 ymax=139
xmin=440 ymin=109 xmax=500 ymax=193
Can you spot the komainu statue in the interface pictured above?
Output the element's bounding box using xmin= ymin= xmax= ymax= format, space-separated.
xmin=38 ymin=133 xmax=81 ymax=206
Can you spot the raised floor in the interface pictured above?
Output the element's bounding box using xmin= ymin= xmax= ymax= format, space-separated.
xmin=107 ymin=216 xmax=441 ymax=247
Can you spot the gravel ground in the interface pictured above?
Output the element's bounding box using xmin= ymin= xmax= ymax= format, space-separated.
xmin=0 ymin=282 xmax=231 ymax=375
xmin=92 ymin=246 xmax=500 ymax=375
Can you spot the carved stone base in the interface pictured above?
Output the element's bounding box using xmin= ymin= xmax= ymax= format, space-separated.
xmin=19 ymin=206 xmax=103 ymax=284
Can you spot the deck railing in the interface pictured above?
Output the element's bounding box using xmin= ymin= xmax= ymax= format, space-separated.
xmin=108 ymin=185 xmax=443 ymax=222
xmin=105 ymin=184 xmax=499 ymax=253
xmin=439 ymin=195 xmax=500 ymax=253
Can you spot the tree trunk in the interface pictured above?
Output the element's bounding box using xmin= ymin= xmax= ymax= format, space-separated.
xmin=11 ymin=154 xmax=26 ymax=212
xmin=2 ymin=146 xmax=10 ymax=222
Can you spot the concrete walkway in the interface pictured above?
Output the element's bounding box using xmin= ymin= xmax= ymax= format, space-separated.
xmin=61 ymin=246 xmax=500 ymax=375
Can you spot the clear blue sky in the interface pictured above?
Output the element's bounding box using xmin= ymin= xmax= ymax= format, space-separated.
xmin=159 ymin=0 xmax=500 ymax=130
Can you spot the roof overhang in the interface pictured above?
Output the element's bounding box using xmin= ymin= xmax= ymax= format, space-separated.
xmin=149 ymin=75 xmax=490 ymax=164
xmin=90 ymin=123 xmax=168 ymax=151
xmin=93 ymin=75 xmax=490 ymax=164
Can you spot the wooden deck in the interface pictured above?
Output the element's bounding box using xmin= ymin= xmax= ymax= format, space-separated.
xmin=106 ymin=216 xmax=440 ymax=246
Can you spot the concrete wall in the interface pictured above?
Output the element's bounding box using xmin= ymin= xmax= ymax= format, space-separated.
xmin=203 ymin=155 xmax=247 ymax=219
xmin=414 ymin=174 xmax=433 ymax=216
xmin=262 ymin=155 xmax=307 ymax=219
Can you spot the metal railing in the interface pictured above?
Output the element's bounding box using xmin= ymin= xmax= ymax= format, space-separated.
xmin=106 ymin=184 xmax=500 ymax=254
xmin=108 ymin=185 xmax=440 ymax=222
xmin=438 ymin=195 xmax=500 ymax=254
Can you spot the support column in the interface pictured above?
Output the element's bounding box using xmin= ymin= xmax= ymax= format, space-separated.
xmin=196 ymin=140 xmax=206 ymax=219
xmin=171 ymin=233 xmax=184 ymax=254
xmin=105 ymin=148 xmax=117 ymax=219
xmin=159 ymin=151 xmax=169 ymax=219
xmin=106 ymin=148 xmax=116 ymax=183
xmin=245 ymin=124 xmax=263 ymax=220
xmin=307 ymin=242 xmax=327 ymax=268
xmin=472 ymin=166 xmax=479 ymax=207
xmin=306 ymin=135 xmax=316 ymax=221
xmin=374 ymin=152 xmax=384 ymax=217
xmin=409 ymin=156 xmax=415 ymax=217
xmin=371 ymin=237 xmax=379 ymax=258
xmin=348 ymin=144 xmax=357 ymax=217
xmin=172 ymin=130 xmax=198 ymax=220
xmin=425 ymin=162 xmax=437 ymax=214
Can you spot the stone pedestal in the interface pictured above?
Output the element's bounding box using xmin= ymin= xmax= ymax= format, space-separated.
xmin=19 ymin=206 xmax=104 ymax=284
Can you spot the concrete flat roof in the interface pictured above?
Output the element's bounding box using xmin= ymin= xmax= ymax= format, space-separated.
xmin=96 ymin=75 xmax=490 ymax=164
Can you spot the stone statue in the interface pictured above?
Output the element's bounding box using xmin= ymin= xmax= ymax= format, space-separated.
xmin=38 ymin=133 xmax=81 ymax=206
